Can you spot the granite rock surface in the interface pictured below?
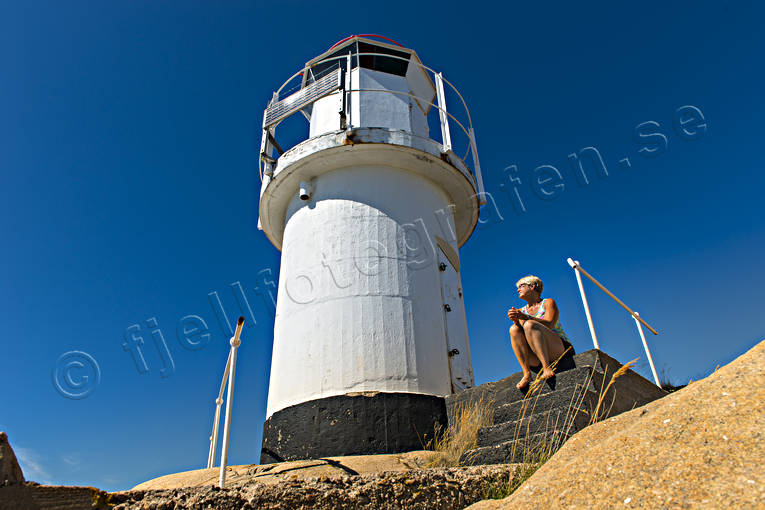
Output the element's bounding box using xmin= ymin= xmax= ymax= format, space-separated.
xmin=0 ymin=432 xmax=24 ymax=486
xmin=468 ymin=339 xmax=765 ymax=509
xmin=114 ymin=464 xmax=517 ymax=510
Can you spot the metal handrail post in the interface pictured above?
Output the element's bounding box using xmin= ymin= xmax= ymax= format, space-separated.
xmin=207 ymin=397 xmax=223 ymax=468
xmin=207 ymin=434 xmax=213 ymax=469
xmin=568 ymin=258 xmax=599 ymax=349
xmin=219 ymin=317 xmax=245 ymax=488
xmin=633 ymin=312 xmax=661 ymax=387
xmin=206 ymin=349 xmax=232 ymax=468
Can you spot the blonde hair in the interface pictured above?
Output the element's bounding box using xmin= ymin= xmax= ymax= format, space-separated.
xmin=516 ymin=275 xmax=543 ymax=294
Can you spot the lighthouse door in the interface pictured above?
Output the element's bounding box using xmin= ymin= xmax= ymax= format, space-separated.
xmin=436 ymin=245 xmax=475 ymax=393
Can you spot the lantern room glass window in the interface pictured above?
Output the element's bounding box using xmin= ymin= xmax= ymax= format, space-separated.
xmin=305 ymin=41 xmax=412 ymax=86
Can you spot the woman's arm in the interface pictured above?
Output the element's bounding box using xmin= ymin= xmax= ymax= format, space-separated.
xmin=512 ymin=298 xmax=559 ymax=329
xmin=507 ymin=307 xmax=523 ymax=327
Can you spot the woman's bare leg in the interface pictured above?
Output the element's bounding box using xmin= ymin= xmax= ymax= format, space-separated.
xmin=523 ymin=320 xmax=566 ymax=380
xmin=510 ymin=324 xmax=541 ymax=389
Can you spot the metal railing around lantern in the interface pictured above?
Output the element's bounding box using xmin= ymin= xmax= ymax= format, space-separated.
xmin=258 ymin=50 xmax=485 ymax=202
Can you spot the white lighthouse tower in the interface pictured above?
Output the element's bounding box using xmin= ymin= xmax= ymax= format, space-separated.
xmin=257 ymin=35 xmax=485 ymax=462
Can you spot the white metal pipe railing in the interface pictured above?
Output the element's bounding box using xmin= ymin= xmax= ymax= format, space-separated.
xmin=206 ymin=350 xmax=232 ymax=468
xmin=260 ymin=85 xmax=483 ymax=207
xmin=572 ymin=263 xmax=599 ymax=350
xmin=218 ymin=316 xmax=244 ymax=488
xmin=633 ymin=312 xmax=660 ymax=386
xmin=204 ymin=316 xmax=245 ymax=488
xmin=567 ymin=259 xmax=658 ymax=334
xmin=567 ymin=258 xmax=661 ymax=387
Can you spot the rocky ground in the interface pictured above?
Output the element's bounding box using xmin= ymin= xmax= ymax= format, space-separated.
xmin=468 ymin=339 xmax=765 ymax=509
xmin=2 ymin=435 xmax=518 ymax=510
xmin=2 ymin=340 xmax=763 ymax=509
xmin=131 ymin=451 xmax=439 ymax=490
xmin=110 ymin=465 xmax=516 ymax=510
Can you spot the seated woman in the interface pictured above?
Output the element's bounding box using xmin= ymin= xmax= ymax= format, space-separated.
xmin=507 ymin=275 xmax=574 ymax=390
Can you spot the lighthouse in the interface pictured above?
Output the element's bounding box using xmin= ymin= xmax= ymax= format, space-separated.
xmin=257 ymin=35 xmax=485 ymax=463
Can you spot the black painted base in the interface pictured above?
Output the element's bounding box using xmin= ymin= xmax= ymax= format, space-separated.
xmin=260 ymin=392 xmax=447 ymax=464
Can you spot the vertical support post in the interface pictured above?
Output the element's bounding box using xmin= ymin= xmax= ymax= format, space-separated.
xmin=468 ymin=127 xmax=486 ymax=203
xmin=337 ymin=65 xmax=346 ymax=129
xmin=434 ymin=72 xmax=452 ymax=152
xmin=207 ymin=435 xmax=213 ymax=469
xmin=345 ymin=52 xmax=352 ymax=130
xmin=568 ymin=258 xmax=599 ymax=349
xmin=258 ymin=93 xmax=278 ymax=231
xmin=633 ymin=312 xmax=661 ymax=387
xmin=206 ymin=349 xmax=232 ymax=469
xmin=207 ymin=397 xmax=224 ymax=468
xmin=259 ymin=134 xmax=271 ymax=192
xmin=219 ymin=317 xmax=245 ymax=488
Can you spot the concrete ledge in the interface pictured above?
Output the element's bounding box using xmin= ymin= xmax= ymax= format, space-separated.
xmin=0 ymin=484 xmax=111 ymax=510
xmin=258 ymin=127 xmax=480 ymax=250
xmin=132 ymin=451 xmax=438 ymax=490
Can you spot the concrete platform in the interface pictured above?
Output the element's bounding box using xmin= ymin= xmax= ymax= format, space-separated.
xmin=132 ymin=451 xmax=438 ymax=490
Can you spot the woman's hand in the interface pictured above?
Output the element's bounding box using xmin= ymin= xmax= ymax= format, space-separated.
xmin=507 ymin=308 xmax=527 ymax=321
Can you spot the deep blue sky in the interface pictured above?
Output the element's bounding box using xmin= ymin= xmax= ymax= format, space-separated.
xmin=1 ymin=1 xmax=763 ymax=491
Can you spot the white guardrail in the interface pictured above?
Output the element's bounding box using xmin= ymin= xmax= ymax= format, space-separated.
xmin=567 ymin=258 xmax=661 ymax=387
xmin=206 ymin=316 xmax=245 ymax=488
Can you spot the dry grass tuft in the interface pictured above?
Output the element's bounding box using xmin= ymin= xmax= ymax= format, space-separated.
xmin=479 ymin=349 xmax=580 ymax=499
xmin=591 ymin=357 xmax=638 ymax=423
xmin=428 ymin=352 xmax=642 ymax=501
xmin=427 ymin=396 xmax=494 ymax=467
xmin=484 ymin=351 xmax=640 ymax=500
xmin=481 ymin=461 xmax=543 ymax=500
xmin=508 ymin=347 xmax=581 ymax=463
